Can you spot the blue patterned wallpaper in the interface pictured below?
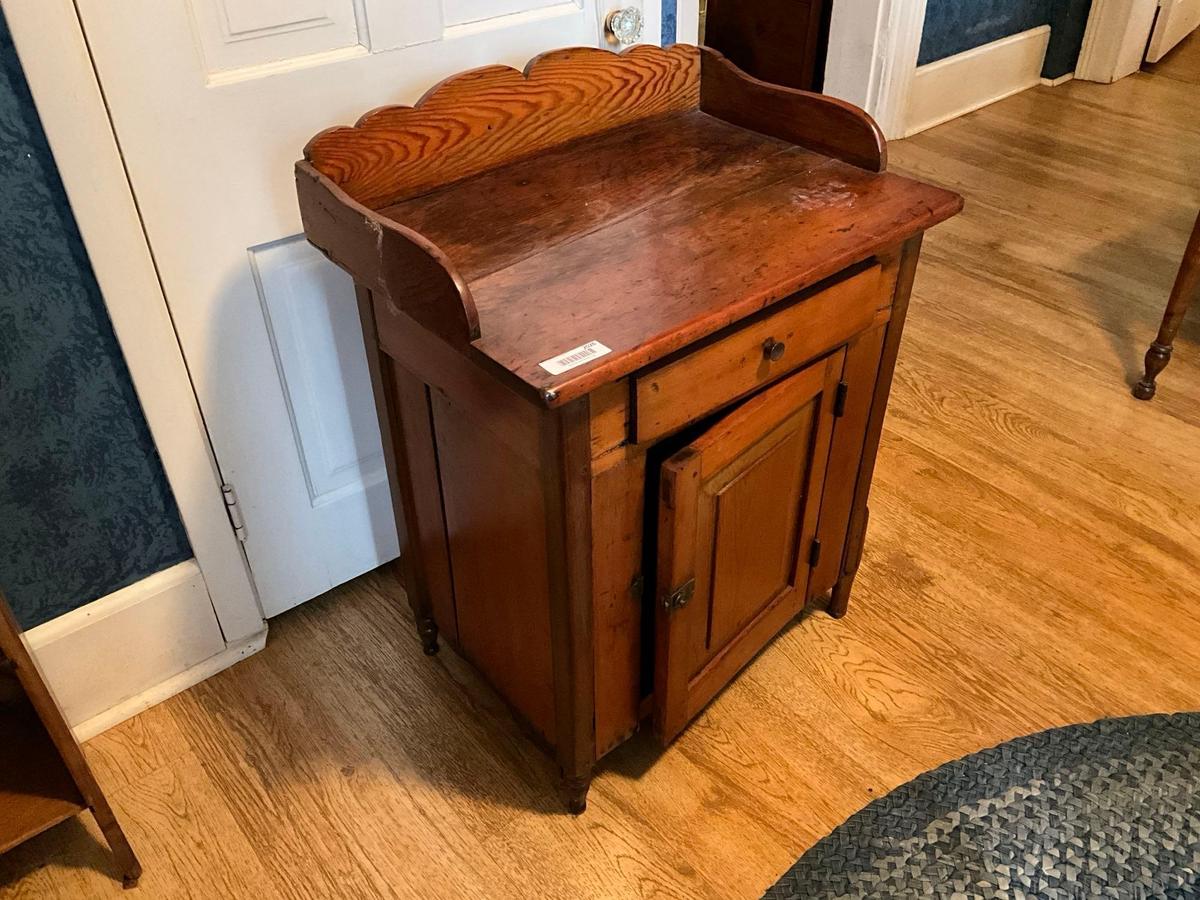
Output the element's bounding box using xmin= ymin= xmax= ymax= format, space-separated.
xmin=663 ymin=0 xmax=677 ymax=44
xmin=920 ymin=0 xmax=1050 ymax=64
xmin=920 ymin=0 xmax=1092 ymax=78
xmin=0 ymin=11 xmax=191 ymax=630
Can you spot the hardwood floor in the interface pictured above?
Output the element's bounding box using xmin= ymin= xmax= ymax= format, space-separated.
xmin=5 ymin=42 xmax=1200 ymax=900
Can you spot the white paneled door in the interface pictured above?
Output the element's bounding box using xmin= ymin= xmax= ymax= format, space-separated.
xmin=76 ymin=0 xmax=661 ymax=616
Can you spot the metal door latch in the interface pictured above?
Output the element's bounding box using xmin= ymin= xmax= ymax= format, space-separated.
xmin=662 ymin=578 xmax=695 ymax=611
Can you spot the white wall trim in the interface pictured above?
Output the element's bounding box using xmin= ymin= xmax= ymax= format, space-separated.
xmin=905 ymin=25 xmax=1051 ymax=137
xmin=3 ymin=2 xmax=265 ymax=642
xmin=676 ymin=0 xmax=701 ymax=44
xmin=26 ymin=561 xmax=267 ymax=739
xmin=826 ymin=0 xmax=928 ymax=141
xmin=1077 ymin=0 xmax=1160 ymax=82
xmin=1040 ymin=71 xmax=1075 ymax=86
xmin=72 ymin=633 xmax=268 ymax=743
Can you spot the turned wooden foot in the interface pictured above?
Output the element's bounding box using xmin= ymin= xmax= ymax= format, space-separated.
xmin=93 ymin=803 xmax=142 ymax=889
xmin=1133 ymin=342 xmax=1172 ymax=400
xmin=417 ymin=615 xmax=439 ymax=656
xmin=1133 ymin=209 xmax=1200 ymax=400
xmin=829 ymin=572 xmax=855 ymax=619
xmin=560 ymin=774 xmax=591 ymax=815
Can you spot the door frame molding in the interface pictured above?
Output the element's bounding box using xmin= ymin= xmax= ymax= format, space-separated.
xmin=1076 ymin=0 xmax=1160 ymax=82
xmin=3 ymin=1 xmax=264 ymax=643
xmin=825 ymin=0 xmax=928 ymax=140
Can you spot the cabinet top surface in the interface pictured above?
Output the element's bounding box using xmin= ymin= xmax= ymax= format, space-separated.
xmin=297 ymin=45 xmax=962 ymax=405
xmin=381 ymin=110 xmax=959 ymax=399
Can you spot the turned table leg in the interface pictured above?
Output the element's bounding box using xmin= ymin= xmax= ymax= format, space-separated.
xmin=1134 ymin=210 xmax=1200 ymax=400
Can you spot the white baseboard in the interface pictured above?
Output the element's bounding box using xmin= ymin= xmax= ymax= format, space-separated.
xmin=73 ymin=631 xmax=267 ymax=742
xmin=25 ymin=560 xmax=267 ymax=739
xmin=1041 ymin=71 xmax=1075 ymax=86
xmin=905 ymin=26 xmax=1052 ymax=137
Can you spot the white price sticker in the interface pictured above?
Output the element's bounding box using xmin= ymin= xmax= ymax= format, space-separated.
xmin=538 ymin=340 xmax=612 ymax=376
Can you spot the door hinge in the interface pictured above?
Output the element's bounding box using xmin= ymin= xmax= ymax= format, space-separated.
xmin=661 ymin=578 xmax=695 ymax=612
xmin=833 ymin=381 xmax=849 ymax=418
xmin=631 ymin=573 xmax=645 ymax=601
xmin=221 ymin=483 xmax=248 ymax=543
xmin=809 ymin=538 xmax=822 ymax=568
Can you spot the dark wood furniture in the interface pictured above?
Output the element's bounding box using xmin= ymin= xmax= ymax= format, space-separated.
xmin=0 ymin=594 xmax=140 ymax=887
xmin=296 ymin=44 xmax=961 ymax=813
xmin=1133 ymin=210 xmax=1200 ymax=399
xmin=704 ymin=0 xmax=832 ymax=91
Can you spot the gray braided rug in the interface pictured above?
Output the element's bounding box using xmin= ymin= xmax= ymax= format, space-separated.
xmin=764 ymin=713 xmax=1200 ymax=899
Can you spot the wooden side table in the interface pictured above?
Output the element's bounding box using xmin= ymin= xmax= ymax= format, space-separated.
xmin=297 ymin=43 xmax=961 ymax=811
xmin=0 ymin=594 xmax=141 ymax=888
xmin=1133 ymin=209 xmax=1200 ymax=400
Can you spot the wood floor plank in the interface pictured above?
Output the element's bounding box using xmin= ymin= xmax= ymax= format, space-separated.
xmin=4 ymin=37 xmax=1200 ymax=900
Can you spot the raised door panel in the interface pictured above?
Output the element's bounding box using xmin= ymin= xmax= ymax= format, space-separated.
xmin=654 ymin=350 xmax=845 ymax=743
xmin=186 ymin=0 xmax=609 ymax=80
xmin=705 ymin=413 xmax=811 ymax=656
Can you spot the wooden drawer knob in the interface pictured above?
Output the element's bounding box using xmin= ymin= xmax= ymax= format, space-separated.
xmin=762 ymin=337 xmax=786 ymax=362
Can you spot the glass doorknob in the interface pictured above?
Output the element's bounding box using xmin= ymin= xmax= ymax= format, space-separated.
xmin=606 ymin=7 xmax=644 ymax=45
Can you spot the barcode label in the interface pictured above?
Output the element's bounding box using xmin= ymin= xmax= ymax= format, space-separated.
xmin=538 ymin=340 xmax=612 ymax=376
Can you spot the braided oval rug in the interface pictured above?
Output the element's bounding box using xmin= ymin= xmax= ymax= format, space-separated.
xmin=764 ymin=713 xmax=1200 ymax=899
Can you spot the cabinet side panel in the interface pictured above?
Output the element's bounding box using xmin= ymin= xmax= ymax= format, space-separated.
xmin=592 ymin=449 xmax=645 ymax=758
xmin=831 ymin=234 xmax=925 ymax=617
xmin=430 ymin=390 xmax=557 ymax=745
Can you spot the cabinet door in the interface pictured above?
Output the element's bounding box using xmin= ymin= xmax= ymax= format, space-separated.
xmin=653 ymin=349 xmax=845 ymax=743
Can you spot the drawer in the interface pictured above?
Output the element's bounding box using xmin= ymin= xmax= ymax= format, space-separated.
xmin=633 ymin=264 xmax=884 ymax=442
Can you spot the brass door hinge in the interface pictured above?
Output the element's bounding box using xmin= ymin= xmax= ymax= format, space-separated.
xmin=631 ymin=573 xmax=645 ymax=601
xmin=662 ymin=578 xmax=695 ymax=612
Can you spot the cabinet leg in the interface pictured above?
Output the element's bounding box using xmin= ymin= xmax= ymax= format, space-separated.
xmin=829 ymin=571 xmax=855 ymax=619
xmin=559 ymin=772 xmax=592 ymax=815
xmin=397 ymin=554 xmax=439 ymax=656
xmin=1132 ymin=342 xmax=1172 ymax=400
xmin=416 ymin=614 xmax=440 ymax=656
xmin=831 ymin=505 xmax=869 ymax=619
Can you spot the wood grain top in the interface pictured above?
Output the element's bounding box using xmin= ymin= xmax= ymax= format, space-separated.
xmin=298 ymin=43 xmax=956 ymax=404
xmin=377 ymin=110 xmax=961 ymax=403
xmin=380 ymin=111 xmax=827 ymax=283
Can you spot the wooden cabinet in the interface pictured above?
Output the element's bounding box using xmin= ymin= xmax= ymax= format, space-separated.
xmin=297 ymin=44 xmax=961 ymax=813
